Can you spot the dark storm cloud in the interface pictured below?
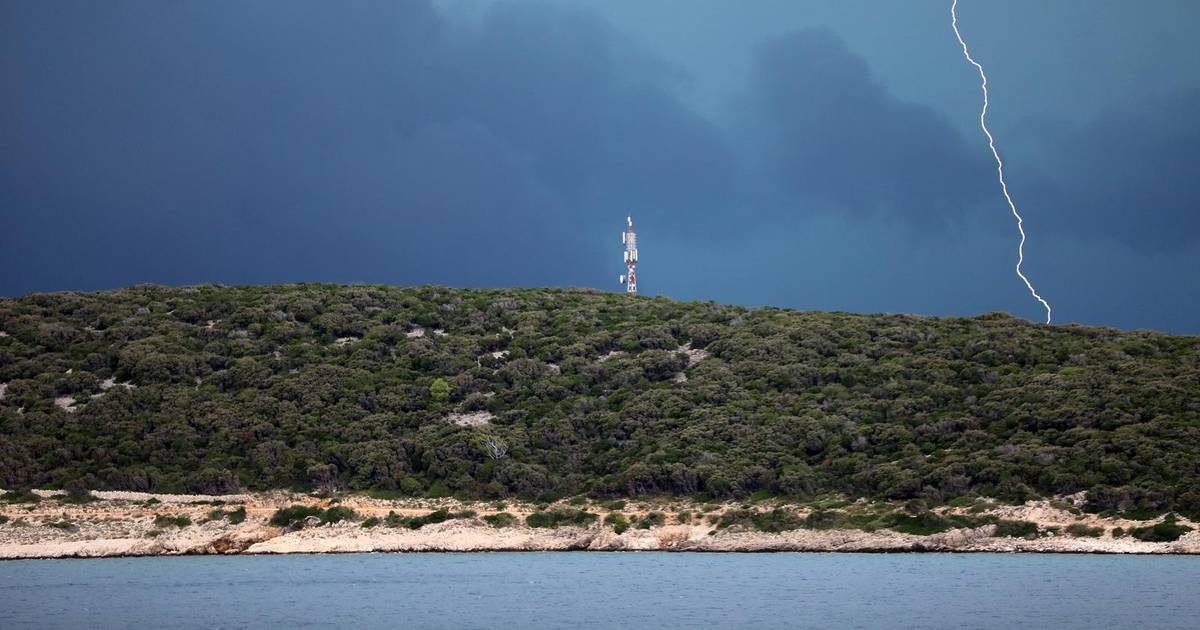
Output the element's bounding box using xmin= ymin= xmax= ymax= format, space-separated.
xmin=747 ymin=29 xmax=994 ymax=225
xmin=0 ymin=0 xmax=734 ymax=293
xmin=1027 ymin=90 xmax=1200 ymax=252
xmin=2 ymin=0 xmax=1198 ymax=333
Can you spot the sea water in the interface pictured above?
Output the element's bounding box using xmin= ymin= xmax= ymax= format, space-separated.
xmin=1 ymin=552 xmax=1197 ymax=629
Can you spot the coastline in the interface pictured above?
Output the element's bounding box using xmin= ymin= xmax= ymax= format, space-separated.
xmin=3 ymin=490 xmax=1197 ymax=559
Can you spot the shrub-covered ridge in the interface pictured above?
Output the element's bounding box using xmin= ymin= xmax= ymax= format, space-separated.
xmin=1 ymin=284 xmax=1198 ymax=515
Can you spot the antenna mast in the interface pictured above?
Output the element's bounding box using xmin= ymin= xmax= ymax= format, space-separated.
xmin=619 ymin=215 xmax=638 ymax=295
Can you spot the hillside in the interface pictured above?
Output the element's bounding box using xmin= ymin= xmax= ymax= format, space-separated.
xmin=1 ymin=284 xmax=1198 ymax=516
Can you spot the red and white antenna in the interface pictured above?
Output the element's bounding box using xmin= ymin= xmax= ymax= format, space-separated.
xmin=619 ymin=215 xmax=638 ymax=294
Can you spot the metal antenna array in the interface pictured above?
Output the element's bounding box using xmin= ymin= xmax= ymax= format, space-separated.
xmin=619 ymin=215 xmax=638 ymax=295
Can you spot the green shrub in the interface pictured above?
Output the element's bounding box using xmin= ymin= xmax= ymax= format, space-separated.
xmin=269 ymin=505 xmax=359 ymax=527
xmin=207 ymin=506 xmax=247 ymax=524
xmin=601 ymin=500 xmax=626 ymax=511
xmin=429 ymin=378 xmax=451 ymax=403
xmin=407 ymin=509 xmax=452 ymax=529
xmin=153 ymin=514 xmax=192 ymax=528
xmin=749 ymin=489 xmax=775 ymax=502
xmin=269 ymin=505 xmax=323 ymax=527
xmin=425 ymin=482 xmax=452 ymax=498
xmin=801 ymin=510 xmax=851 ymax=530
xmin=751 ymin=509 xmax=803 ymax=533
xmin=321 ymin=506 xmax=357 ymax=524
xmin=361 ymin=516 xmax=382 ymax=528
xmin=886 ymin=512 xmax=996 ymax=536
xmin=1064 ymin=522 xmax=1104 ymax=538
xmin=526 ymin=509 xmax=597 ymax=529
xmin=968 ymin=499 xmax=995 ymax=514
xmin=1130 ymin=515 xmax=1193 ymax=542
xmin=947 ymin=495 xmax=978 ymax=508
xmin=635 ymin=512 xmax=666 ymax=529
xmin=483 ymin=512 xmax=517 ymax=528
xmin=604 ymin=513 xmax=630 ymax=534
xmin=2 ymin=490 xmax=41 ymax=504
xmin=568 ymin=496 xmax=588 ymax=506
xmin=1111 ymin=527 xmax=1126 ymax=538
xmin=720 ymin=508 xmax=804 ymax=532
xmin=1121 ymin=507 xmax=1164 ymax=521
xmin=384 ymin=508 xmax=477 ymax=529
xmin=801 ymin=509 xmax=888 ymax=532
xmin=676 ymin=511 xmax=693 ymax=524
xmin=63 ymin=480 xmax=96 ymax=504
xmin=992 ymin=520 xmax=1039 ymax=539
xmin=0 ymin=515 xmax=8 ymax=525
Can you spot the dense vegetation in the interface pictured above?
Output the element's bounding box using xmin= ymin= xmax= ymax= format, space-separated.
xmin=1 ymin=284 xmax=1198 ymax=515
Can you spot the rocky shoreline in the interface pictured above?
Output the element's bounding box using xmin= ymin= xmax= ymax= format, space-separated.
xmin=2 ymin=490 xmax=1197 ymax=559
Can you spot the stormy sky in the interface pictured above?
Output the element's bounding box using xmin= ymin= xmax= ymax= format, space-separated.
xmin=2 ymin=1 xmax=1198 ymax=333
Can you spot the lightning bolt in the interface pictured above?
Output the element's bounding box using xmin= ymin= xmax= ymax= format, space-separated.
xmin=951 ymin=0 xmax=1052 ymax=324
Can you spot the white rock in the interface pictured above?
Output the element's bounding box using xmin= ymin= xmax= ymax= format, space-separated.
xmin=448 ymin=411 xmax=494 ymax=427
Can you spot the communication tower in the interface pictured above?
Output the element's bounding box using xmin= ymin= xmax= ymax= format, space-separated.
xmin=619 ymin=215 xmax=638 ymax=294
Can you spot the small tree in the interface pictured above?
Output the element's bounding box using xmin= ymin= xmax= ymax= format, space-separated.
xmin=429 ymin=378 xmax=451 ymax=403
xmin=64 ymin=478 xmax=94 ymax=503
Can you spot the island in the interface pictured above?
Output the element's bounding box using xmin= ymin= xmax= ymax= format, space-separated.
xmin=2 ymin=284 xmax=1198 ymax=557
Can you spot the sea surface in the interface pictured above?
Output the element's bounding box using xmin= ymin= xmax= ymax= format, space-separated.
xmin=1 ymin=552 xmax=1198 ymax=629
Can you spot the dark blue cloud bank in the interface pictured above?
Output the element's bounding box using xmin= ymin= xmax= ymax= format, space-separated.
xmin=1 ymin=1 xmax=1197 ymax=332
